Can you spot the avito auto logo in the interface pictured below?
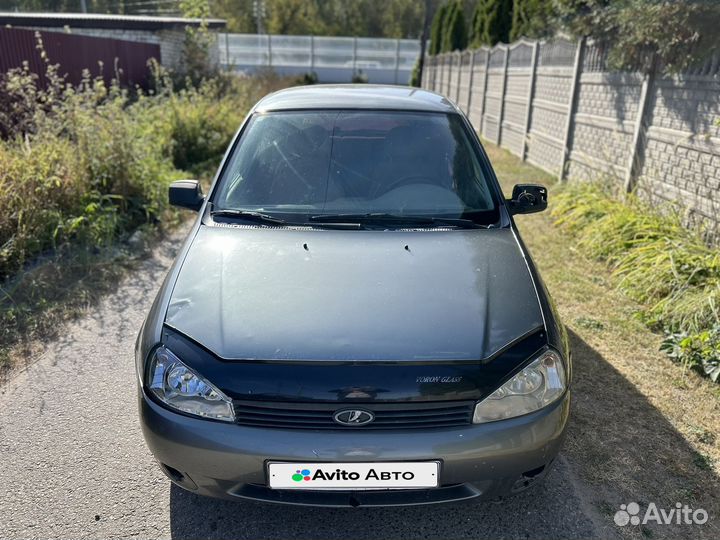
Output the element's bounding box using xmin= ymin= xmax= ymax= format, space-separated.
xmin=292 ymin=467 xmax=416 ymax=482
xmin=292 ymin=469 xmax=313 ymax=482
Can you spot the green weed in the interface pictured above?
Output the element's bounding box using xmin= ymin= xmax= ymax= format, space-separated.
xmin=552 ymin=182 xmax=720 ymax=382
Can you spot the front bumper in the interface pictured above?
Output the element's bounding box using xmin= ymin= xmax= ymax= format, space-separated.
xmin=139 ymin=389 xmax=570 ymax=506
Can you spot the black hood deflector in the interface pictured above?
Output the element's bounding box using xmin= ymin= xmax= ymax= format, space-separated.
xmin=162 ymin=325 xmax=547 ymax=403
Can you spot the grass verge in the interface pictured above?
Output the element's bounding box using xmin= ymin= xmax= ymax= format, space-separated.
xmin=551 ymin=183 xmax=720 ymax=382
xmin=485 ymin=140 xmax=720 ymax=475
xmin=487 ymin=142 xmax=720 ymax=538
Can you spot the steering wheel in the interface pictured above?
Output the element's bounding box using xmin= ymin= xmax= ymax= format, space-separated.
xmin=373 ymin=175 xmax=440 ymax=198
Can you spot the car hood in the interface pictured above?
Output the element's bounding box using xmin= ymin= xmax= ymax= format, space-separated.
xmin=165 ymin=225 xmax=544 ymax=361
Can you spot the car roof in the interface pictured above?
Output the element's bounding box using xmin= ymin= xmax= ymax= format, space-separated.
xmin=254 ymin=85 xmax=458 ymax=114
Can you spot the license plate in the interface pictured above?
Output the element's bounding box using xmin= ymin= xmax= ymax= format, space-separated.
xmin=267 ymin=462 xmax=439 ymax=490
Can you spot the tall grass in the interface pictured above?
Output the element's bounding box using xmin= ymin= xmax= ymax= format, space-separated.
xmin=552 ymin=182 xmax=720 ymax=381
xmin=0 ymin=64 xmax=288 ymax=281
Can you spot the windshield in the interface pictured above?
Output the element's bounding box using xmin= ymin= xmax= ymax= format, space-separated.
xmin=212 ymin=110 xmax=499 ymax=225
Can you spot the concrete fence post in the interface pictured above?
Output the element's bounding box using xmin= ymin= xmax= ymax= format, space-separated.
xmin=559 ymin=37 xmax=586 ymax=182
xmin=437 ymin=55 xmax=443 ymax=93
xmin=466 ymin=50 xmax=475 ymax=114
xmin=522 ymin=40 xmax=539 ymax=161
xmin=496 ymin=45 xmax=510 ymax=146
xmin=428 ymin=56 xmax=437 ymax=92
xmin=394 ymin=39 xmax=401 ymax=84
xmin=267 ymin=34 xmax=272 ymax=67
xmin=624 ymin=59 xmax=657 ymax=192
xmin=310 ymin=35 xmax=315 ymax=70
xmin=446 ymin=54 xmax=452 ymax=96
xmin=440 ymin=53 xmax=447 ymax=96
xmin=455 ymin=52 xmax=462 ymax=103
xmin=479 ymin=48 xmax=490 ymax=136
xmin=426 ymin=55 xmax=431 ymax=89
xmin=352 ymin=37 xmax=357 ymax=73
xmin=224 ymin=33 xmax=231 ymax=71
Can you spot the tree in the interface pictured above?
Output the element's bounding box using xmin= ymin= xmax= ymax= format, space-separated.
xmin=469 ymin=0 xmax=513 ymax=47
xmin=429 ymin=2 xmax=448 ymax=54
xmin=441 ymin=0 xmax=467 ymax=52
xmin=468 ymin=2 xmax=483 ymax=47
xmin=209 ymin=0 xmax=256 ymax=33
xmin=265 ymin=0 xmax=325 ymax=35
xmin=510 ymin=0 xmax=556 ymax=41
xmin=413 ymin=0 xmax=437 ymax=87
xmin=556 ymin=0 xmax=720 ymax=73
xmin=379 ymin=0 xmax=426 ymax=39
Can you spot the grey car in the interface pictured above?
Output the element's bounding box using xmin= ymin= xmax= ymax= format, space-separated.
xmin=136 ymin=85 xmax=570 ymax=507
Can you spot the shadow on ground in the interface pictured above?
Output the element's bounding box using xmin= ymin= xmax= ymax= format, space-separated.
xmin=168 ymin=331 xmax=720 ymax=540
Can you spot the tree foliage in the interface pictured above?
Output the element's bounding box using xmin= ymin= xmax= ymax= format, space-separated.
xmin=469 ymin=0 xmax=513 ymax=47
xmin=441 ymin=0 xmax=468 ymax=52
xmin=212 ymin=0 xmax=426 ymax=37
xmin=0 ymin=0 xmax=427 ymax=38
xmin=556 ymin=0 xmax=720 ymax=72
xmin=510 ymin=0 xmax=556 ymax=41
xmin=429 ymin=2 xmax=449 ymax=55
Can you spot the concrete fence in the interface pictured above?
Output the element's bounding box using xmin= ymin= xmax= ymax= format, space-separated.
xmin=422 ymin=38 xmax=720 ymax=234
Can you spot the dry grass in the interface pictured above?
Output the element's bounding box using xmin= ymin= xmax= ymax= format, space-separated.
xmin=0 ymin=224 xmax=170 ymax=378
xmin=486 ymin=142 xmax=720 ymax=539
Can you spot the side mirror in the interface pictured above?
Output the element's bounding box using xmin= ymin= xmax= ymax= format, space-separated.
xmin=508 ymin=184 xmax=547 ymax=215
xmin=169 ymin=180 xmax=204 ymax=211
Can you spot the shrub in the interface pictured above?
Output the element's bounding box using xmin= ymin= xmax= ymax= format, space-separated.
xmin=0 ymin=59 xmax=292 ymax=281
xmin=661 ymin=327 xmax=720 ymax=382
xmin=351 ymin=70 xmax=369 ymax=84
xmin=297 ymin=71 xmax=318 ymax=85
xmin=167 ymin=80 xmax=245 ymax=175
xmin=409 ymin=57 xmax=421 ymax=87
xmin=551 ymin=181 xmax=720 ymax=382
xmin=555 ymin=0 xmax=720 ymax=73
xmin=510 ymin=0 xmax=557 ymax=41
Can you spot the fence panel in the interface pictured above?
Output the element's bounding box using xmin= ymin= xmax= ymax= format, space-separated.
xmin=468 ymin=49 xmax=488 ymax=129
xmin=482 ymin=46 xmax=507 ymax=143
xmin=437 ymin=54 xmax=446 ymax=94
xmin=524 ymin=39 xmax=576 ymax=175
xmin=447 ymin=53 xmax=460 ymax=104
xmin=636 ymin=75 xmax=720 ymax=232
xmin=457 ymin=51 xmax=473 ymax=114
xmin=502 ymin=41 xmax=535 ymax=157
xmin=0 ymin=26 xmax=159 ymax=88
xmin=420 ymin=36 xmax=720 ymax=234
xmin=221 ymin=33 xmax=419 ymax=84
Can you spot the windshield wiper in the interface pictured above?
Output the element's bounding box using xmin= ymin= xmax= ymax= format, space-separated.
xmin=210 ymin=209 xmax=287 ymax=226
xmin=308 ymin=213 xmax=487 ymax=229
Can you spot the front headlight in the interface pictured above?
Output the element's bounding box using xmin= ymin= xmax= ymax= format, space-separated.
xmin=147 ymin=346 xmax=235 ymax=422
xmin=472 ymin=349 xmax=566 ymax=424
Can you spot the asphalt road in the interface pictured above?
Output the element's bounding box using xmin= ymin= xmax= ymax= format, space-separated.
xmin=0 ymin=229 xmax=614 ymax=540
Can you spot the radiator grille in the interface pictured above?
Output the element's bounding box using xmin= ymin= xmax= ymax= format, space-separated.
xmin=232 ymin=400 xmax=475 ymax=430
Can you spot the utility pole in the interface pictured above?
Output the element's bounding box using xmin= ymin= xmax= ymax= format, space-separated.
xmin=253 ymin=0 xmax=266 ymax=34
xmin=416 ymin=0 xmax=434 ymax=86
